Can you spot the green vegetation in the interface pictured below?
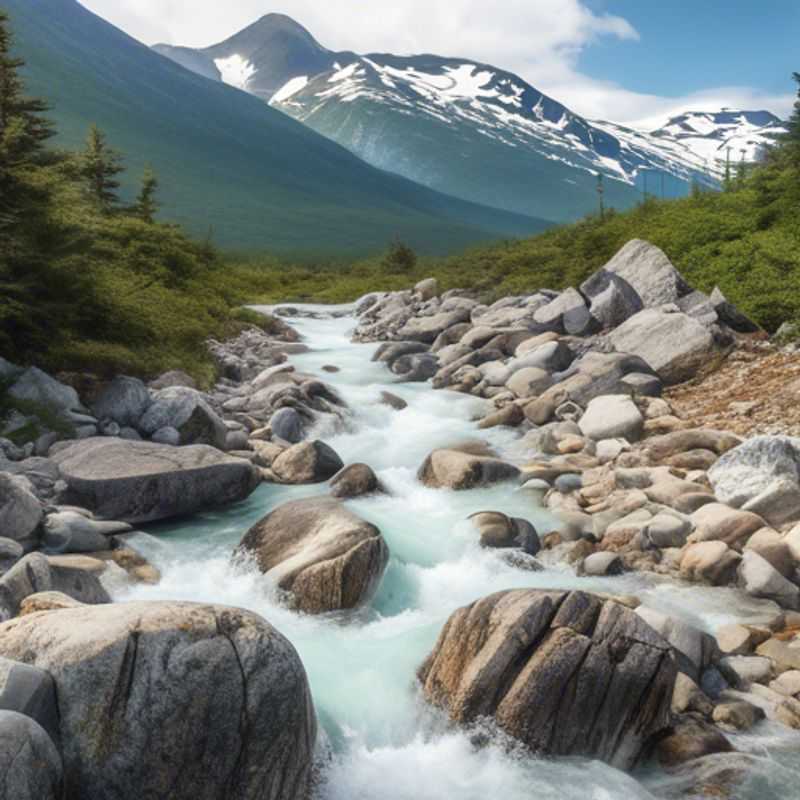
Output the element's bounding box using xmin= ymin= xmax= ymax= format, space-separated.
xmin=0 ymin=11 xmax=266 ymax=385
xmin=2 ymin=4 xmax=799 ymax=398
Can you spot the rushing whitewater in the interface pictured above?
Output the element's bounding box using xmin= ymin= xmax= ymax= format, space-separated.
xmin=116 ymin=306 xmax=800 ymax=800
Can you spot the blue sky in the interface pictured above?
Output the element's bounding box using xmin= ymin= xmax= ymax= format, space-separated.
xmin=80 ymin=0 xmax=797 ymax=126
xmin=583 ymin=1 xmax=798 ymax=100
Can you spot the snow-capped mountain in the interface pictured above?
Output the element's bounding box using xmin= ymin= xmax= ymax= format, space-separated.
xmin=154 ymin=15 xmax=785 ymax=223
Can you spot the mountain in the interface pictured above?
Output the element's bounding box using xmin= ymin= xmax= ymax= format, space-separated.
xmin=4 ymin=1 xmax=542 ymax=256
xmin=155 ymin=14 xmax=350 ymax=102
xmin=155 ymin=16 xmax=786 ymax=224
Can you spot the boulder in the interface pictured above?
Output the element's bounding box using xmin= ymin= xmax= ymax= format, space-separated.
xmin=0 ymin=602 xmax=316 ymax=800
xmin=744 ymin=528 xmax=795 ymax=577
xmin=418 ymin=590 xmax=676 ymax=770
xmin=8 ymin=367 xmax=84 ymax=414
xmin=708 ymin=436 xmax=800 ymax=526
xmin=645 ymin=429 xmax=741 ymax=463
xmin=711 ymin=287 xmax=760 ymax=334
xmin=609 ymin=308 xmax=719 ymax=385
xmin=239 ymin=498 xmax=389 ymax=613
xmin=42 ymin=510 xmax=132 ymax=554
xmin=0 ymin=710 xmax=62 ymax=800
xmin=0 ymin=656 xmax=59 ymax=745
xmin=713 ymin=700 xmax=765 ymax=732
xmin=512 ymin=341 xmax=574 ymax=373
xmin=582 ymin=275 xmax=643 ymax=329
xmin=737 ymin=550 xmax=800 ymax=610
xmin=373 ymin=341 xmax=430 ymax=365
xmin=51 ymin=438 xmax=260 ymax=524
xmin=330 ymin=463 xmax=382 ymax=499
xmin=477 ymin=404 xmax=524 ymax=429
xmin=270 ymin=408 xmax=304 ymax=444
xmin=635 ymin=607 xmax=718 ymax=680
xmin=656 ymin=717 xmax=733 ymax=768
xmin=468 ymin=512 xmax=540 ymax=555
xmin=150 ymin=426 xmax=181 ymax=446
xmin=680 ymin=542 xmax=741 ymax=586
xmin=718 ymin=655 xmax=774 ymax=687
xmin=418 ymin=449 xmax=520 ymax=490
xmin=582 ymin=240 xmax=690 ymax=310
xmin=578 ymin=395 xmax=644 ymax=442
xmin=391 ymin=353 xmax=439 ymax=382
xmin=0 ymin=474 xmax=42 ymax=549
xmin=271 ymin=441 xmax=344 ymax=484
xmin=91 ymin=377 xmax=151 ymax=427
xmin=689 ymin=503 xmax=764 ymax=550
xmin=414 ymin=278 xmax=439 ymax=301
xmin=505 ymin=367 xmax=552 ymax=399
xmin=139 ymin=387 xmax=227 ymax=449
xmin=532 ymin=288 xmax=595 ymax=335
xmin=397 ymin=309 xmax=472 ymax=344
xmin=582 ymin=552 xmax=623 ymax=576
xmin=0 ymin=553 xmax=110 ymax=621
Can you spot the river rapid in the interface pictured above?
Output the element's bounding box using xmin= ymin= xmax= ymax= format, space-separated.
xmin=116 ymin=305 xmax=800 ymax=800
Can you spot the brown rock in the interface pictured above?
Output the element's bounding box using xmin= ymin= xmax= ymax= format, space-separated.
xmin=418 ymin=449 xmax=520 ymax=490
xmin=238 ymin=497 xmax=389 ymax=614
xmin=418 ymin=589 xmax=676 ymax=770
xmin=656 ymin=717 xmax=733 ymax=768
xmin=680 ymin=542 xmax=742 ymax=586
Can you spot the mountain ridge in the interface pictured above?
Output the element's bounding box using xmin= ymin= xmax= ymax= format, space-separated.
xmin=154 ymin=14 xmax=786 ymax=223
xmin=5 ymin=0 xmax=543 ymax=254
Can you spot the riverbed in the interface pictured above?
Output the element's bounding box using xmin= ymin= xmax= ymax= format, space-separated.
xmin=116 ymin=305 xmax=800 ymax=800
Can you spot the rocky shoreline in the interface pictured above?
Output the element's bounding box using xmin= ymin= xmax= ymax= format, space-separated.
xmin=1 ymin=239 xmax=800 ymax=797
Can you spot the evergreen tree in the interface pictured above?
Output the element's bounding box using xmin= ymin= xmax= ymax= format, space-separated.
xmin=382 ymin=237 xmax=417 ymax=274
xmin=81 ymin=124 xmax=124 ymax=212
xmin=784 ymin=72 xmax=800 ymax=168
xmin=134 ymin=166 xmax=159 ymax=223
xmin=0 ymin=11 xmax=54 ymax=235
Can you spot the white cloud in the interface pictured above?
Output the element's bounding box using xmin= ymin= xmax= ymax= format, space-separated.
xmin=78 ymin=0 xmax=793 ymax=127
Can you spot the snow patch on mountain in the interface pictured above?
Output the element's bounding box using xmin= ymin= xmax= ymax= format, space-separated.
xmin=214 ymin=54 xmax=256 ymax=91
xmin=270 ymin=75 xmax=309 ymax=105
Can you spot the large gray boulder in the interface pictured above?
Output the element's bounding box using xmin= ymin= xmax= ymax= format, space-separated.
xmin=91 ymin=376 xmax=151 ymax=427
xmin=709 ymin=436 xmax=800 ymax=526
xmin=609 ymin=308 xmax=719 ymax=385
xmin=0 ymin=710 xmax=62 ymax=800
xmin=0 ymin=656 xmax=59 ymax=745
xmin=0 ymin=473 xmax=42 ymax=549
xmin=532 ymin=288 xmax=595 ymax=335
xmin=0 ymin=602 xmax=316 ymax=800
xmin=582 ymin=275 xmax=643 ymax=329
xmin=8 ymin=367 xmax=85 ymax=414
xmin=0 ymin=553 xmax=110 ymax=621
xmin=418 ymin=590 xmax=676 ymax=769
xmin=270 ymin=407 xmax=304 ymax=444
xmin=139 ymin=387 xmax=227 ymax=449
xmin=397 ymin=309 xmax=472 ymax=344
xmin=239 ymin=498 xmax=389 ymax=613
xmin=578 ymin=395 xmax=644 ymax=441
xmin=418 ymin=449 xmax=520 ymax=490
xmin=582 ymin=240 xmax=690 ymax=310
xmin=738 ymin=550 xmax=800 ymax=610
xmin=51 ymin=438 xmax=260 ymax=524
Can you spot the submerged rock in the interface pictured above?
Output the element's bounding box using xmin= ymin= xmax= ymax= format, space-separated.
xmin=238 ymin=497 xmax=389 ymax=613
xmin=418 ymin=589 xmax=676 ymax=769
xmin=0 ymin=601 xmax=316 ymax=800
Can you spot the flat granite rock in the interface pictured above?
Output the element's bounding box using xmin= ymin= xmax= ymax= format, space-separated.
xmin=51 ymin=437 xmax=260 ymax=524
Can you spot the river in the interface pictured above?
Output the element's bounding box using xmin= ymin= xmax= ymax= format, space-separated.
xmin=115 ymin=305 xmax=800 ymax=799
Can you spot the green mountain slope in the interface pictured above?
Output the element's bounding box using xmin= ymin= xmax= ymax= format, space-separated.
xmin=3 ymin=0 xmax=545 ymax=255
